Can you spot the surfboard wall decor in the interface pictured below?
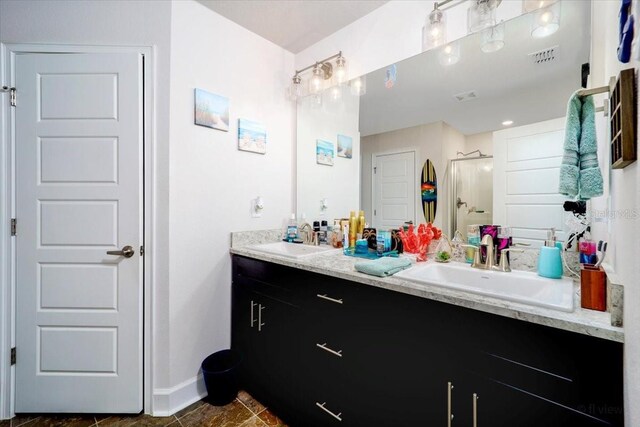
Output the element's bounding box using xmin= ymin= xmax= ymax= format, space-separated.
xmin=421 ymin=159 xmax=437 ymax=223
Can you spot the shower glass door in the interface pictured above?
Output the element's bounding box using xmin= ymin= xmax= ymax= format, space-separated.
xmin=450 ymin=157 xmax=494 ymax=236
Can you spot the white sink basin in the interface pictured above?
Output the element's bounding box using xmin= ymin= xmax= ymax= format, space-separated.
xmin=247 ymin=241 xmax=339 ymax=259
xmin=394 ymin=262 xmax=574 ymax=312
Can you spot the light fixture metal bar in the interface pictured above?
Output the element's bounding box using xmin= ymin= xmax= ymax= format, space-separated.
xmin=434 ymin=0 xmax=464 ymax=11
xmin=294 ymin=51 xmax=342 ymax=76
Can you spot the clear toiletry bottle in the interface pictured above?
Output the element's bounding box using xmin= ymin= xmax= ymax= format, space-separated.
xmin=287 ymin=213 xmax=298 ymax=242
xmin=466 ymin=225 xmax=481 ymax=263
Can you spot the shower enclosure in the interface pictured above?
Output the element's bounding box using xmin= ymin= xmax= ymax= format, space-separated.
xmin=450 ymin=156 xmax=494 ymax=236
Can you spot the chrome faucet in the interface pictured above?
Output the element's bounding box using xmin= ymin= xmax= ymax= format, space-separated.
xmin=462 ymin=235 xmax=496 ymax=270
xmin=480 ymin=234 xmax=495 ymax=270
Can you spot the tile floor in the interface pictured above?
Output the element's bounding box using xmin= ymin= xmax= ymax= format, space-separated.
xmin=0 ymin=391 xmax=287 ymax=427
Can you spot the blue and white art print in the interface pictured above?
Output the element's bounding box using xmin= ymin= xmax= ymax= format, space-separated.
xmin=194 ymin=88 xmax=229 ymax=131
xmin=316 ymin=140 xmax=334 ymax=166
xmin=238 ymin=119 xmax=266 ymax=154
xmin=337 ymin=134 xmax=353 ymax=159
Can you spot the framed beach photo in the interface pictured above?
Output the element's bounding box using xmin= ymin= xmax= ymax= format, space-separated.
xmin=316 ymin=139 xmax=334 ymax=166
xmin=238 ymin=119 xmax=266 ymax=154
xmin=337 ymin=134 xmax=353 ymax=158
xmin=194 ymin=88 xmax=229 ymax=131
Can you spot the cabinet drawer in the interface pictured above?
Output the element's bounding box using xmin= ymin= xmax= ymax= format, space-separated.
xmin=233 ymin=255 xmax=313 ymax=291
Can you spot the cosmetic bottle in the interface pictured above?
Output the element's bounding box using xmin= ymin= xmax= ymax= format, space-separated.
xmin=349 ymin=211 xmax=358 ymax=248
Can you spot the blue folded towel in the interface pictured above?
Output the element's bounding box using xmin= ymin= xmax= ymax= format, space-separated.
xmin=559 ymin=91 xmax=603 ymax=200
xmin=354 ymin=257 xmax=412 ymax=277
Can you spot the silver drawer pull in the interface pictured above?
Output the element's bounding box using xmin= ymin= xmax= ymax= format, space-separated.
xmin=258 ymin=304 xmax=265 ymax=332
xmin=316 ymin=402 xmax=342 ymax=421
xmin=316 ymin=343 xmax=343 ymax=357
xmin=447 ymin=382 xmax=454 ymax=427
xmin=317 ymin=294 xmax=343 ymax=304
xmin=472 ymin=393 xmax=479 ymax=427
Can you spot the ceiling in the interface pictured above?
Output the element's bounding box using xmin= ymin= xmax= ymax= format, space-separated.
xmin=359 ymin=1 xmax=592 ymax=137
xmin=197 ymin=0 xmax=388 ymax=53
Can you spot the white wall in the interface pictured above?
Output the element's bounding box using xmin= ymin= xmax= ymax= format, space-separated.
xmin=0 ymin=0 xmax=174 ymax=415
xmin=168 ymin=0 xmax=295 ymax=408
xmin=465 ymin=132 xmax=493 ymax=156
xmin=591 ymin=2 xmax=640 ymax=425
xmin=295 ymin=1 xmax=524 ymax=79
xmin=296 ymin=91 xmax=360 ymax=221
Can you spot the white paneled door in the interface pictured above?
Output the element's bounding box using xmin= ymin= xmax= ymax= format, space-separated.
xmin=15 ymin=53 xmax=143 ymax=413
xmin=493 ymin=117 xmax=568 ymax=247
xmin=373 ymin=151 xmax=416 ymax=229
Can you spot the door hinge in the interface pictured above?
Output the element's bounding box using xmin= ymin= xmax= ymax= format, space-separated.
xmin=10 ymin=347 xmax=16 ymax=365
xmin=374 ymin=209 xmax=377 ymax=216
xmin=1 ymin=86 xmax=16 ymax=107
xmin=140 ymin=245 xmax=144 ymax=256
xmin=374 ymin=166 xmax=377 ymax=174
xmin=10 ymin=218 xmax=16 ymax=236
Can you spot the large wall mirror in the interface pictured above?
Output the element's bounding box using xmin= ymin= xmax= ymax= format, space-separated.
xmin=297 ymin=1 xmax=592 ymax=247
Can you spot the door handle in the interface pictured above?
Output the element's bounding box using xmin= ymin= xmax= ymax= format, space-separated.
xmin=258 ymin=304 xmax=265 ymax=331
xmin=250 ymin=301 xmax=257 ymax=328
xmin=106 ymin=245 xmax=135 ymax=258
xmin=447 ymin=382 xmax=454 ymax=427
xmin=472 ymin=393 xmax=479 ymax=427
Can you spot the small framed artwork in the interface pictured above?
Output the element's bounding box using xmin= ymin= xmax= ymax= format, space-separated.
xmin=337 ymin=134 xmax=353 ymax=158
xmin=194 ymin=88 xmax=229 ymax=131
xmin=316 ymin=140 xmax=334 ymax=166
xmin=238 ymin=119 xmax=266 ymax=154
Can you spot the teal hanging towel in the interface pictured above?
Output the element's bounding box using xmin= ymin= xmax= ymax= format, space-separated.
xmin=578 ymin=95 xmax=603 ymax=200
xmin=558 ymin=92 xmax=603 ymax=200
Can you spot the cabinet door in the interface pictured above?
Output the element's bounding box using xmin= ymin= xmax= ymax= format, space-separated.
xmin=232 ymin=282 xmax=303 ymax=424
xmin=460 ymin=370 xmax=614 ymax=427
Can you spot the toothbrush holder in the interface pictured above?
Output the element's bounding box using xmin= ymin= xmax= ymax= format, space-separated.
xmin=580 ymin=265 xmax=607 ymax=312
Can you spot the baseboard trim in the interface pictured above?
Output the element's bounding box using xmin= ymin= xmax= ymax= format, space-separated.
xmin=152 ymin=374 xmax=207 ymax=417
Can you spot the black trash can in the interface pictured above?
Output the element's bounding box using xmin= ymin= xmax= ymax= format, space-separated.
xmin=201 ymin=349 xmax=242 ymax=405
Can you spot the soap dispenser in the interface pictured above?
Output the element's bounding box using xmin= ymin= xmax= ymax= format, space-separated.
xmin=537 ymin=228 xmax=563 ymax=279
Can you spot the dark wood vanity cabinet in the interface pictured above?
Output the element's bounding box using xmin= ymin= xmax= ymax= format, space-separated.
xmin=231 ymin=255 xmax=624 ymax=427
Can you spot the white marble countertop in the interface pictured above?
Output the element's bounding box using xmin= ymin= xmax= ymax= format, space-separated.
xmin=229 ymin=232 xmax=623 ymax=343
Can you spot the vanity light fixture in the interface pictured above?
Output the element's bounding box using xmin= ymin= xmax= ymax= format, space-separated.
xmin=288 ymin=74 xmax=304 ymax=101
xmin=481 ymin=21 xmax=505 ymax=53
xmin=468 ymin=0 xmax=502 ymax=34
xmin=423 ymin=3 xmax=447 ymax=51
xmin=531 ymin=1 xmax=560 ymax=38
xmin=522 ymin=0 xmax=558 ymax=13
xmin=333 ymin=56 xmax=348 ymax=85
xmin=438 ymin=42 xmax=461 ymax=66
xmin=502 ymin=120 xmax=514 ymax=126
xmin=349 ymin=76 xmax=366 ymax=96
xmin=309 ymin=65 xmax=325 ymax=95
xmin=289 ymin=51 xmax=347 ymax=101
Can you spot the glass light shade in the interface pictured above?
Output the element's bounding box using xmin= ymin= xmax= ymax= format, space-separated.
xmin=522 ymin=0 xmax=558 ymax=13
xmin=423 ymin=7 xmax=446 ymax=51
xmin=481 ymin=22 xmax=505 ymax=53
xmin=309 ymin=66 xmax=325 ymax=95
xmin=531 ymin=2 xmax=560 ymax=38
xmin=333 ymin=57 xmax=348 ymax=85
xmin=328 ymin=85 xmax=343 ymax=102
xmin=438 ymin=42 xmax=461 ymax=66
xmin=349 ymin=76 xmax=366 ymax=96
xmin=467 ymin=0 xmax=499 ymax=33
xmin=288 ymin=75 xmax=303 ymax=100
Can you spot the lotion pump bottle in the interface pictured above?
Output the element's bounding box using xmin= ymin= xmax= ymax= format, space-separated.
xmin=537 ymin=228 xmax=563 ymax=279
